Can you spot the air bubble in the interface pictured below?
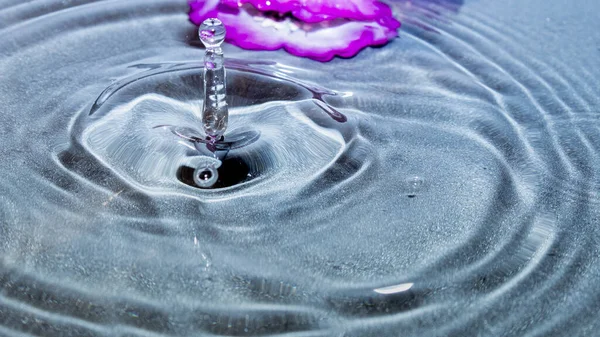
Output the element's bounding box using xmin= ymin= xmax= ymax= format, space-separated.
xmin=405 ymin=176 xmax=424 ymax=198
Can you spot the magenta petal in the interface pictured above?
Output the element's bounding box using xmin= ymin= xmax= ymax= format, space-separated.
xmin=188 ymin=1 xmax=401 ymax=62
xmin=220 ymin=0 xmax=394 ymax=24
xmin=189 ymin=0 xmax=221 ymax=24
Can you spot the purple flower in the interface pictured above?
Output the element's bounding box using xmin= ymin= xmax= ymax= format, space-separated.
xmin=189 ymin=0 xmax=401 ymax=62
xmin=219 ymin=0 xmax=395 ymax=23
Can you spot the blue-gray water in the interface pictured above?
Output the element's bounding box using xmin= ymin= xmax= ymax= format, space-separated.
xmin=0 ymin=0 xmax=599 ymax=336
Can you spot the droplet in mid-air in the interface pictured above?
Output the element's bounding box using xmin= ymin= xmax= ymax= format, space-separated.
xmin=199 ymin=18 xmax=226 ymax=49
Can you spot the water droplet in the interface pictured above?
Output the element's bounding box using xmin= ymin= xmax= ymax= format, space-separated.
xmin=199 ymin=18 xmax=226 ymax=49
xmin=405 ymin=176 xmax=424 ymax=198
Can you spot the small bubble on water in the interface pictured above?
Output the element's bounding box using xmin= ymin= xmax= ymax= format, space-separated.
xmin=405 ymin=176 xmax=424 ymax=198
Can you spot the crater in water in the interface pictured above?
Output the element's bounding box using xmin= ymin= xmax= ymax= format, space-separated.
xmin=63 ymin=60 xmax=352 ymax=196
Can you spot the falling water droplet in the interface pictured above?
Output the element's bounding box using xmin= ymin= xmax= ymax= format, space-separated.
xmin=199 ymin=18 xmax=226 ymax=49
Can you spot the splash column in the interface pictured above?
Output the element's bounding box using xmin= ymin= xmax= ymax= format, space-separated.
xmin=199 ymin=18 xmax=228 ymax=141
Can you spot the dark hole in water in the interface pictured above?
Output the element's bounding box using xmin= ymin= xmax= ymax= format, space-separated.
xmin=177 ymin=156 xmax=252 ymax=189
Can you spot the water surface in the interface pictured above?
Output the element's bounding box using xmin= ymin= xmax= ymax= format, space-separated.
xmin=0 ymin=0 xmax=599 ymax=336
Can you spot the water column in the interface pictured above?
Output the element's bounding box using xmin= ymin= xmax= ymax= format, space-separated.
xmin=190 ymin=19 xmax=229 ymax=188
xmin=199 ymin=18 xmax=228 ymax=142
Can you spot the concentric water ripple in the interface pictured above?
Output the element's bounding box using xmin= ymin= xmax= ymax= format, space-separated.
xmin=0 ymin=0 xmax=599 ymax=336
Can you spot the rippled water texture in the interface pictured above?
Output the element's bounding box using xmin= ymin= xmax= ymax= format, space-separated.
xmin=1 ymin=0 xmax=600 ymax=336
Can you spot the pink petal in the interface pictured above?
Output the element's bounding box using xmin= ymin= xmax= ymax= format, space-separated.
xmin=219 ymin=0 xmax=395 ymax=24
xmin=189 ymin=1 xmax=400 ymax=62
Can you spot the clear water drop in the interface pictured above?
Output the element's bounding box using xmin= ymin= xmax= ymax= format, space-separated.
xmin=405 ymin=176 xmax=424 ymax=198
xmin=199 ymin=18 xmax=226 ymax=49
